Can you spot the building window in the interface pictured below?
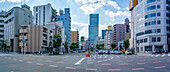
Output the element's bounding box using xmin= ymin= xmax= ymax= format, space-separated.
xmin=152 ymin=21 xmax=156 ymax=25
xmin=152 ymin=37 xmax=156 ymax=42
xmin=140 ymin=39 xmax=143 ymax=43
xmin=144 ymin=38 xmax=147 ymax=43
xmin=152 ymin=29 xmax=156 ymax=33
xmin=157 ymin=12 xmax=161 ymax=16
xmin=157 ymin=29 xmax=161 ymax=33
xmin=157 ymin=20 xmax=161 ymax=24
xmin=157 ymin=5 xmax=160 ymax=9
xmin=11 ymin=10 xmax=14 ymax=14
xmin=36 ymin=7 xmax=38 ymax=12
xmin=147 ymin=0 xmax=156 ymax=3
xmin=157 ymin=37 xmax=161 ymax=42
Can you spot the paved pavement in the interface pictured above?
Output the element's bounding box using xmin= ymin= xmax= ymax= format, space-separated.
xmin=0 ymin=53 xmax=170 ymax=72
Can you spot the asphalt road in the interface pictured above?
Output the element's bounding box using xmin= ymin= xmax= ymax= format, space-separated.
xmin=0 ymin=53 xmax=170 ymax=72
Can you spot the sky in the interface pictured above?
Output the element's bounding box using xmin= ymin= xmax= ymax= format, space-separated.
xmin=0 ymin=0 xmax=130 ymax=39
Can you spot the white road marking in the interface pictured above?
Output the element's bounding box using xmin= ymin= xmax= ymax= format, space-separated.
xmin=74 ymin=58 xmax=85 ymax=65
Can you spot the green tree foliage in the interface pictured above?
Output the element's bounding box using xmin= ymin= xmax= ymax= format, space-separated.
xmin=70 ymin=43 xmax=78 ymax=51
xmin=111 ymin=43 xmax=116 ymax=50
xmin=1 ymin=41 xmax=7 ymax=52
xmin=64 ymin=42 xmax=68 ymax=53
xmin=123 ymin=40 xmax=129 ymax=50
xmin=119 ymin=45 xmax=122 ymax=50
xmin=96 ymin=43 xmax=104 ymax=50
xmin=53 ymin=34 xmax=62 ymax=52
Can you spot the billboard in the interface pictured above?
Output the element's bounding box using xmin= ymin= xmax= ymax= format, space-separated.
xmin=129 ymin=0 xmax=132 ymax=10
xmin=107 ymin=25 xmax=112 ymax=31
xmin=129 ymin=0 xmax=138 ymax=11
xmin=133 ymin=0 xmax=138 ymax=7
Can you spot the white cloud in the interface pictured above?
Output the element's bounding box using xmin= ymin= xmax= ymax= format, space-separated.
xmin=75 ymin=0 xmax=121 ymax=14
xmin=79 ymin=1 xmax=107 ymax=14
xmin=80 ymin=4 xmax=95 ymax=14
xmin=105 ymin=10 xmax=130 ymax=18
xmin=0 ymin=0 xmax=5 ymax=3
xmin=107 ymin=1 xmax=120 ymax=10
xmin=112 ymin=18 xmax=115 ymax=21
xmin=0 ymin=0 xmax=29 ymax=3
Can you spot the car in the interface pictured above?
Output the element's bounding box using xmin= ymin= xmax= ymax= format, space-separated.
xmin=82 ymin=50 xmax=85 ymax=53
xmin=110 ymin=50 xmax=116 ymax=54
xmin=103 ymin=50 xmax=110 ymax=54
xmin=98 ymin=50 xmax=103 ymax=54
xmin=115 ymin=50 xmax=122 ymax=55
xmin=77 ymin=50 xmax=82 ymax=53
xmin=125 ymin=51 xmax=132 ymax=55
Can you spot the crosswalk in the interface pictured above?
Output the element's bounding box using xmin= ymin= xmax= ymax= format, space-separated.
xmin=0 ymin=54 xmax=13 ymax=56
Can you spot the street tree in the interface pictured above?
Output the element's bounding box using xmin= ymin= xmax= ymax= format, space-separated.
xmin=111 ymin=43 xmax=116 ymax=50
xmin=70 ymin=43 xmax=78 ymax=51
xmin=64 ymin=42 xmax=68 ymax=53
xmin=96 ymin=43 xmax=104 ymax=50
xmin=1 ymin=40 xmax=7 ymax=52
xmin=53 ymin=34 xmax=62 ymax=53
xmin=119 ymin=45 xmax=122 ymax=50
xmin=123 ymin=40 xmax=129 ymax=50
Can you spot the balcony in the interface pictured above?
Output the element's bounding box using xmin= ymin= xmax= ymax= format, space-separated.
xmin=43 ymin=43 xmax=48 ymax=47
xmin=0 ymin=38 xmax=3 ymax=40
xmin=20 ymin=29 xmax=28 ymax=33
xmin=19 ymin=36 xmax=28 ymax=40
xmin=43 ymin=37 xmax=48 ymax=41
xmin=0 ymin=32 xmax=4 ymax=35
xmin=19 ymin=42 xmax=27 ymax=46
xmin=0 ymin=27 xmax=4 ymax=30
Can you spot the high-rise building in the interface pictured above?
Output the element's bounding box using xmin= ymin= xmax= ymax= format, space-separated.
xmin=113 ymin=24 xmax=126 ymax=47
xmin=89 ymin=14 xmax=99 ymax=43
xmin=112 ymin=18 xmax=130 ymax=48
xmin=33 ymin=3 xmax=57 ymax=26
xmin=57 ymin=8 xmax=71 ymax=47
xmin=3 ymin=4 xmax=33 ymax=52
xmin=0 ymin=11 xmax=6 ymax=45
xmin=102 ymin=29 xmax=107 ymax=39
xmin=124 ymin=18 xmax=130 ymax=33
xmin=19 ymin=25 xmax=53 ymax=53
xmin=129 ymin=0 xmax=170 ymax=53
xmin=71 ymin=30 xmax=79 ymax=44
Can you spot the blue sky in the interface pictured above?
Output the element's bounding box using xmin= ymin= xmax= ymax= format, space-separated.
xmin=0 ymin=0 xmax=130 ymax=39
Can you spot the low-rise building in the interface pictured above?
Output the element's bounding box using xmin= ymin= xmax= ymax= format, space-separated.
xmin=94 ymin=36 xmax=104 ymax=49
xmin=46 ymin=22 xmax=66 ymax=52
xmin=19 ymin=25 xmax=54 ymax=53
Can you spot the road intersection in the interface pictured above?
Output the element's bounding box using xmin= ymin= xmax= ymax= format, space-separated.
xmin=0 ymin=53 xmax=170 ymax=72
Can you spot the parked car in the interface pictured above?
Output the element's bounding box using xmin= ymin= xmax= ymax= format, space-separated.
xmin=111 ymin=50 xmax=116 ymax=54
xmin=82 ymin=50 xmax=85 ymax=53
xmin=125 ymin=51 xmax=132 ymax=55
xmin=98 ymin=50 xmax=103 ymax=54
xmin=103 ymin=50 xmax=110 ymax=54
xmin=115 ymin=50 xmax=122 ymax=55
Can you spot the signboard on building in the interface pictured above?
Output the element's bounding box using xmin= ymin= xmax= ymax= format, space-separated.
xmin=129 ymin=0 xmax=138 ymax=11
xmin=107 ymin=25 xmax=112 ymax=31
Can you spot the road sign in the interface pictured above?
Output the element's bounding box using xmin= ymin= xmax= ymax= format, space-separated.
xmin=55 ymin=38 xmax=57 ymax=42
xmin=22 ymin=39 xmax=26 ymax=43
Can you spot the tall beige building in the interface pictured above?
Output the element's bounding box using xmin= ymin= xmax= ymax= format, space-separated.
xmin=71 ymin=31 xmax=79 ymax=44
xmin=19 ymin=25 xmax=53 ymax=53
